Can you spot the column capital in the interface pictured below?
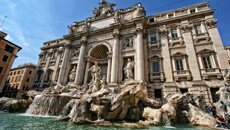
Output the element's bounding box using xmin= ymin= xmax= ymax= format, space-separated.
xmin=180 ymin=24 xmax=192 ymax=33
xmin=64 ymin=41 xmax=71 ymax=48
xmin=57 ymin=46 xmax=64 ymax=53
xmin=113 ymin=28 xmax=120 ymax=38
xmin=159 ymin=28 xmax=168 ymax=37
xmin=80 ymin=36 xmax=87 ymax=45
xmin=48 ymin=49 xmax=53 ymax=55
xmin=134 ymin=28 xmax=143 ymax=35
xmin=205 ymin=19 xmax=218 ymax=29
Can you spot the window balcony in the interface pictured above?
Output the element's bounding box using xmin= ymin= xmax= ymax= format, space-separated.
xmin=148 ymin=40 xmax=161 ymax=49
xmin=173 ymin=70 xmax=191 ymax=81
xmin=169 ymin=37 xmax=184 ymax=47
xmin=193 ymin=32 xmax=210 ymax=43
xmin=201 ymin=68 xmax=222 ymax=80
xmin=150 ymin=72 xmax=164 ymax=82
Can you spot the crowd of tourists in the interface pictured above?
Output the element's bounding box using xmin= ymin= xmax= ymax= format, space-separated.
xmin=205 ymin=101 xmax=230 ymax=128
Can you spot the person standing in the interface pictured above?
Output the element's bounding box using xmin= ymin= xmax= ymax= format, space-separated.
xmin=210 ymin=103 xmax=217 ymax=117
xmin=221 ymin=101 xmax=228 ymax=112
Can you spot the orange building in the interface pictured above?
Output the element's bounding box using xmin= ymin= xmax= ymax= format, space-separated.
xmin=0 ymin=31 xmax=21 ymax=96
xmin=2 ymin=63 xmax=36 ymax=98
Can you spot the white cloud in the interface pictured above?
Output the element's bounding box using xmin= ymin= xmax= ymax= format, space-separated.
xmin=23 ymin=42 xmax=29 ymax=46
xmin=5 ymin=34 xmax=13 ymax=41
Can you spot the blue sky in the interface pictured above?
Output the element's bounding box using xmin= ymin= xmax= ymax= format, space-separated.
xmin=0 ymin=0 xmax=230 ymax=68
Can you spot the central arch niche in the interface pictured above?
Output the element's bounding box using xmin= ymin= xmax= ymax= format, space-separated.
xmin=90 ymin=45 xmax=109 ymax=59
xmin=87 ymin=44 xmax=109 ymax=83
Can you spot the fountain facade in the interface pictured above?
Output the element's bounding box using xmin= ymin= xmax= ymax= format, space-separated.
xmin=26 ymin=0 xmax=230 ymax=127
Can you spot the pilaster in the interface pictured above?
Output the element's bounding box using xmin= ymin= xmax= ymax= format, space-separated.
xmin=39 ymin=49 xmax=53 ymax=88
xmin=181 ymin=23 xmax=202 ymax=81
xmin=160 ymin=28 xmax=173 ymax=82
xmin=206 ymin=19 xmax=230 ymax=69
xmin=51 ymin=47 xmax=63 ymax=85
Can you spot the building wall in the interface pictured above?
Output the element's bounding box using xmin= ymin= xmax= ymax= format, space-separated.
xmin=2 ymin=64 xmax=36 ymax=98
xmin=31 ymin=2 xmax=230 ymax=108
xmin=0 ymin=32 xmax=21 ymax=93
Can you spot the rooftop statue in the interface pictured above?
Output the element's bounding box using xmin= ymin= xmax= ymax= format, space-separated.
xmin=93 ymin=0 xmax=116 ymax=19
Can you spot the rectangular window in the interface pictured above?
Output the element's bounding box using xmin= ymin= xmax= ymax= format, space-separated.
xmin=171 ymin=29 xmax=178 ymax=38
xmin=26 ymin=78 xmax=30 ymax=82
xmin=18 ymin=76 xmax=21 ymax=82
xmin=176 ymin=59 xmax=184 ymax=71
xmin=149 ymin=18 xmax=155 ymax=22
xmin=11 ymin=77 xmax=14 ymax=82
xmin=153 ymin=61 xmax=160 ymax=72
xmin=29 ymin=71 xmax=32 ymax=75
xmin=14 ymin=71 xmax=16 ymax=75
xmin=0 ymin=66 xmax=3 ymax=74
xmin=2 ymin=55 xmax=9 ymax=62
xmin=5 ymin=45 xmax=14 ymax=53
xmin=168 ymin=14 xmax=174 ymax=18
xmin=21 ymin=70 xmax=24 ymax=74
xmin=52 ymin=51 xmax=57 ymax=59
xmin=190 ymin=9 xmax=196 ymax=14
xmin=180 ymin=88 xmax=188 ymax=94
xmin=17 ymin=71 xmax=20 ymax=74
xmin=202 ymin=56 xmax=212 ymax=69
xmin=150 ymin=33 xmax=157 ymax=42
xmin=154 ymin=89 xmax=162 ymax=98
xmin=10 ymin=72 xmax=12 ymax=75
xmin=42 ymin=53 xmax=47 ymax=61
xmin=15 ymin=76 xmax=18 ymax=82
xmin=195 ymin=25 xmax=202 ymax=34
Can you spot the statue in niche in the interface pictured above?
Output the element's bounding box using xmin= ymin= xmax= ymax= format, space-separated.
xmin=123 ymin=58 xmax=135 ymax=80
xmin=114 ymin=9 xmax=121 ymax=23
xmin=133 ymin=4 xmax=146 ymax=18
xmin=69 ymin=66 xmax=76 ymax=82
xmin=67 ymin=25 xmax=73 ymax=34
xmin=72 ymin=47 xmax=79 ymax=58
xmin=124 ymin=37 xmax=133 ymax=49
xmin=88 ymin=61 xmax=101 ymax=85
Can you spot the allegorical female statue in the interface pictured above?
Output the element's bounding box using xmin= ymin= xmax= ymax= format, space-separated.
xmin=123 ymin=58 xmax=134 ymax=80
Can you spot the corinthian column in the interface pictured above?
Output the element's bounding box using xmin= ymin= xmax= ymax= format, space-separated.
xmin=57 ymin=41 xmax=71 ymax=85
xmin=135 ymin=25 xmax=145 ymax=81
xmin=111 ymin=29 xmax=120 ymax=83
xmin=75 ymin=36 xmax=87 ymax=85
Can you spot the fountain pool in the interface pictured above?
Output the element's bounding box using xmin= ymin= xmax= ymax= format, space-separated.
xmin=0 ymin=112 xmax=212 ymax=130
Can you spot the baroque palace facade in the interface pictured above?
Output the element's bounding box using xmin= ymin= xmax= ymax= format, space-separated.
xmin=31 ymin=1 xmax=230 ymax=105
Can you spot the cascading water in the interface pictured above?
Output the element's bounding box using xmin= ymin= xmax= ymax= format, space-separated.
xmin=26 ymin=94 xmax=71 ymax=116
xmin=61 ymin=102 xmax=71 ymax=116
xmin=162 ymin=113 xmax=171 ymax=126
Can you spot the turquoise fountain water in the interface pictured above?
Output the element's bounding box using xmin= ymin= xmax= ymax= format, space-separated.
xmin=0 ymin=112 xmax=211 ymax=130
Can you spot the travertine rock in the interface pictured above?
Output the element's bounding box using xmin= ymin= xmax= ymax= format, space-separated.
xmin=186 ymin=103 xmax=215 ymax=127
xmin=142 ymin=107 xmax=162 ymax=125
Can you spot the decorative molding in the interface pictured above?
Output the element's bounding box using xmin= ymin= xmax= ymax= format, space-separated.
xmin=180 ymin=24 xmax=192 ymax=33
xmin=159 ymin=28 xmax=168 ymax=37
xmin=205 ymin=19 xmax=218 ymax=29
